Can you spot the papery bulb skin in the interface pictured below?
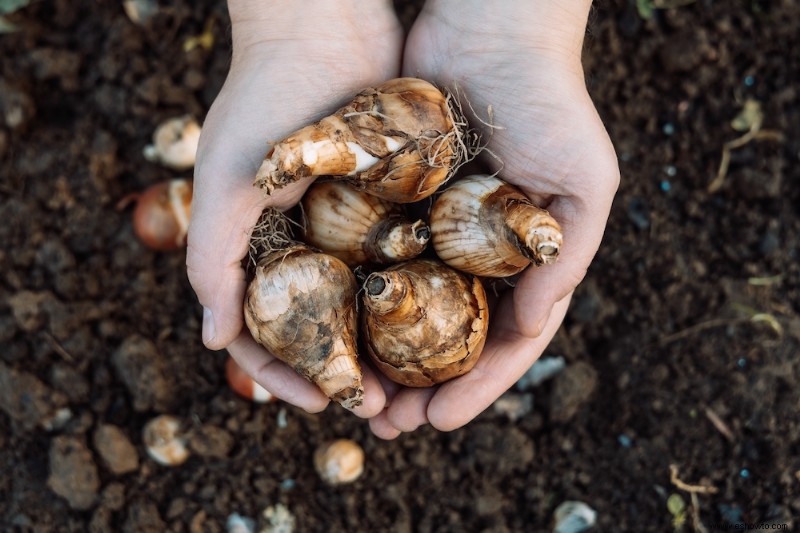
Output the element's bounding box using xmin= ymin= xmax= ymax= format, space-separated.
xmin=301 ymin=181 xmax=429 ymax=267
xmin=430 ymin=174 xmax=563 ymax=277
xmin=244 ymin=243 xmax=363 ymax=409
xmin=132 ymin=178 xmax=192 ymax=251
xmin=255 ymin=78 xmax=468 ymax=203
xmin=361 ymin=259 xmax=488 ymax=387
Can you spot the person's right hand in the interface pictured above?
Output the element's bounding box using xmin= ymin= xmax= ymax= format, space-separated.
xmin=186 ymin=0 xmax=403 ymax=417
xmin=367 ymin=0 xmax=620 ymax=439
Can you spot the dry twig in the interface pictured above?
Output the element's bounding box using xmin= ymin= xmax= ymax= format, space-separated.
xmin=708 ymin=99 xmax=784 ymax=193
xmin=704 ymin=407 xmax=735 ymax=443
xmin=669 ymin=464 xmax=718 ymax=494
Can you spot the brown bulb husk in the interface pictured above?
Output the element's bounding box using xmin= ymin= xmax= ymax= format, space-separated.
xmin=430 ymin=174 xmax=563 ymax=277
xmin=301 ymin=181 xmax=430 ymax=267
xmin=243 ymin=210 xmax=363 ymax=409
xmin=361 ymin=259 xmax=488 ymax=387
xmin=255 ymin=78 xmax=470 ymax=203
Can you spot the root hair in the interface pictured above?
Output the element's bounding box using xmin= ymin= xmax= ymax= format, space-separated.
xmin=247 ymin=207 xmax=299 ymax=267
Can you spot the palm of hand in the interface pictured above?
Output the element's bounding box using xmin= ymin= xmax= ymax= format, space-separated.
xmin=366 ymin=13 xmax=619 ymax=438
xmin=187 ymin=15 xmax=404 ymax=416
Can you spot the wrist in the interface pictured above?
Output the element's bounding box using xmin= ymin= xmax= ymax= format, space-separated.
xmin=228 ymin=0 xmax=397 ymax=53
xmin=419 ymin=0 xmax=592 ymax=68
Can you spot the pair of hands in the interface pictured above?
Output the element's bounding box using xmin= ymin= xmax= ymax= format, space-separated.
xmin=187 ymin=0 xmax=618 ymax=439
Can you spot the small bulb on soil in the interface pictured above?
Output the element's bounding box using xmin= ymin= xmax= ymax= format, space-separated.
xmin=313 ymin=439 xmax=364 ymax=485
xmin=142 ymin=415 xmax=190 ymax=466
xmin=132 ymin=178 xmax=192 ymax=251
xmin=143 ymin=115 xmax=201 ymax=170
xmin=225 ymin=355 xmax=275 ymax=403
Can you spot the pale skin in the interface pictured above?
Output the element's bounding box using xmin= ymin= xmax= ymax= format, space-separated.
xmin=187 ymin=0 xmax=619 ymax=439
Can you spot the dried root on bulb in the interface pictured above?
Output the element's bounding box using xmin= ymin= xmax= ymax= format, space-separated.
xmin=430 ymin=174 xmax=563 ymax=278
xmin=361 ymin=259 xmax=489 ymax=387
xmin=255 ymin=78 xmax=474 ymax=203
xmin=301 ymin=181 xmax=430 ymax=267
xmin=243 ymin=209 xmax=363 ymax=409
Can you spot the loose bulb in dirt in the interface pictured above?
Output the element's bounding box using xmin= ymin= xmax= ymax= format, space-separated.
xmin=142 ymin=415 xmax=190 ymax=467
xmin=143 ymin=115 xmax=201 ymax=170
xmin=243 ymin=209 xmax=363 ymax=410
xmin=314 ymin=439 xmax=364 ymax=485
xmin=225 ymin=355 xmax=275 ymax=403
xmin=255 ymin=77 xmax=472 ymax=203
xmin=430 ymin=174 xmax=563 ymax=277
xmin=301 ymin=181 xmax=430 ymax=267
xmin=361 ymin=259 xmax=489 ymax=387
xmin=131 ymin=178 xmax=192 ymax=251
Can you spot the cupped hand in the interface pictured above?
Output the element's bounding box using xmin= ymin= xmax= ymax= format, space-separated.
xmin=186 ymin=0 xmax=403 ymax=417
xmin=368 ymin=0 xmax=620 ymax=439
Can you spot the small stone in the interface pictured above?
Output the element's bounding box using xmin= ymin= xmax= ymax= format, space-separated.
xmin=549 ymin=361 xmax=598 ymax=423
xmin=261 ymin=503 xmax=295 ymax=533
xmin=50 ymin=363 xmax=90 ymax=403
xmin=189 ymin=425 xmax=234 ymax=459
xmin=123 ymin=498 xmax=167 ymax=533
xmin=89 ymin=506 xmax=113 ymax=533
xmin=111 ymin=335 xmax=175 ymax=412
xmin=227 ymin=513 xmax=255 ymax=533
xmin=94 ymin=424 xmax=139 ymax=474
xmin=492 ymin=392 xmax=534 ymax=422
xmin=47 ymin=435 xmax=100 ymax=510
xmin=0 ymin=79 xmax=35 ymax=130
xmin=7 ymin=290 xmax=49 ymax=332
xmin=553 ymin=501 xmax=597 ymax=533
xmin=101 ymin=482 xmax=126 ymax=511
xmin=0 ymin=361 xmax=68 ymax=431
xmin=517 ymin=356 xmax=567 ymax=390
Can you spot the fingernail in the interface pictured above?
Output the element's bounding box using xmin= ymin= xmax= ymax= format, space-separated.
xmin=202 ymin=307 xmax=216 ymax=345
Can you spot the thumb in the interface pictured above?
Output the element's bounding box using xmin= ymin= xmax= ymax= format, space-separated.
xmin=513 ymin=172 xmax=618 ymax=338
xmin=187 ymin=131 xmax=312 ymax=351
xmin=186 ymin=160 xmax=265 ymax=350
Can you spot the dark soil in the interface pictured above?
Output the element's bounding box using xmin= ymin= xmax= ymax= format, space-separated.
xmin=2 ymin=1 xmax=799 ymax=531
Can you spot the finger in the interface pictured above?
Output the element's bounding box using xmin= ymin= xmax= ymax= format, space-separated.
xmin=227 ymin=331 xmax=330 ymax=413
xmin=371 ymin=361 xmax=403 ymax=407
xmin=347 ymin=363 xmax=386 ymax=419
xmin=385 ymin=387 xmax=436 ymax=432
xmin=427 ymin=294 xmax=571 ymax=432
xmin=186 ymin=87 xmax=314 ymax=351
xmin=368 ymin=412 xmax=403 ymax=440
xmin=514 ymin=157 xmax=618 ymax=337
